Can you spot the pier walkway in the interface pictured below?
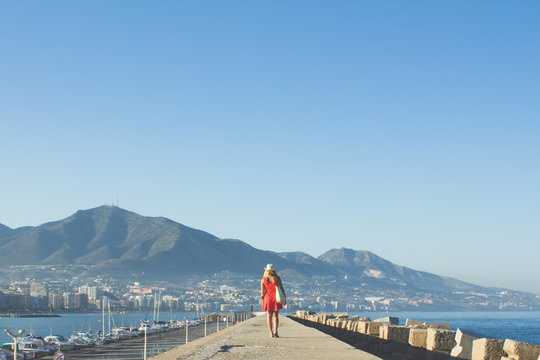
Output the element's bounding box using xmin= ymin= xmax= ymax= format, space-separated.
xmin=152 ymin=314 xmax=382 ymax=360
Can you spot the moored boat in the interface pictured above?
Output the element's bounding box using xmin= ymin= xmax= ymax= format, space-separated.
xmin=44 ymin=335 xmax=76 ymax=351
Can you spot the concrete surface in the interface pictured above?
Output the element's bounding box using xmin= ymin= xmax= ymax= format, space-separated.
xmin=503 ymin=339 xmax=540 ymax=360
xmin=380 ymin=325 xmax=410 ymax=344
xmin=451 ymin=328 xmax=480 ymax=359
xmin=151 ymin=314 xmax=382 ymax=360
xmin=409 ymin=328 xmax=428 ymax=348
xmin=427 ymin=328 xmax=457 ymax=352
xmin=472 ymin=338 xmax=505 ymax=360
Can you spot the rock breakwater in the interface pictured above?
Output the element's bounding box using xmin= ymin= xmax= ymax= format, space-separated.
xmin=289 ymin=311 xmax=540 ymax=360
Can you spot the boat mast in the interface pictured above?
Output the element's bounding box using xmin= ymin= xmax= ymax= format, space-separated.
xmin=153 ymin=292 xmax=156 ymax=323
xmin=108 ymin=299 xmax=111 ymax=335
xmin=156 ymin=290 xmax=161 ymax=323
xmin=102 ymin=296 xmax=105 ymax=339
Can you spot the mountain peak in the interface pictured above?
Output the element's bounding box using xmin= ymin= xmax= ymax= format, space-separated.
xmin=0 ymin=207 xmax=315 ymax=278
xmin=317 ymin=247 xmax=381 ymax=267
xmin=0 ymin=206 xmax=492 ymax=293
xmin=79 ymin=205 xmax=131 ymax=215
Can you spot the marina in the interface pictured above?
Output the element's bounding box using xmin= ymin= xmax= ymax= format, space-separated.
xmin=1 ymin=312 xmax=253 ymax=359
xmin=45 ymin=321 xmax=214 ymax=360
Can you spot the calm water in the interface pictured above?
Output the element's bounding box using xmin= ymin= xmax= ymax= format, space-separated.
xmin=350 ymin=311 xmax=540 ymax=345
xmin=0 ymin=311 xmax=196 ymax=344
xmin=1 ymin=311 xmax=539 ymax=346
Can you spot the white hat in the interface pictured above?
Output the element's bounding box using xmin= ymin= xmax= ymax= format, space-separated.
xmin=264 ymin=264 xmax=275 ymax=271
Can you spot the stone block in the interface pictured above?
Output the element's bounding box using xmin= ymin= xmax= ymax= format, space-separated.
xmin=406 ymin=318 xmax=427 ymax=327
xmin=406 ymin=318 xmax=450 ymax=329
xmin=451 ymin=328 xmax=482 ymax=359
xmin=427 ymin=328 xmax=457 ymax=352
xmin=503 ymin=339 xmax=540 ymax=360
xmin=334 ymin=312 xmax=348 ymax=318
xmin=367 ymin=322 xmax=385 ymax=336
xmin=409 ymin=328 xmax=428 ymax=348
xmin=320 ymin=314 xmax=333 ymax=324
xmin=380 ymin=325 xmax=411 ymax=344
xmin=374 ymin=316 xmax=399 ymax=325
xmin=380 ymin=325 xmax=390 ymax=339
xmin=346 ymin=320 xmax=358 ymax=331
xmin=357 ymin=321 xmax=370 ymax=334
xmin=471 ymin=338 xmax=505 ymax=360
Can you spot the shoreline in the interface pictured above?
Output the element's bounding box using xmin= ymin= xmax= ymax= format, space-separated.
xmin=0 ymin=312 xmax=60 ymax=318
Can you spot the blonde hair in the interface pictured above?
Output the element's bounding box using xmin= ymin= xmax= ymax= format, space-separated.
xmin=264 ymin=269 xmax=277 ymax=277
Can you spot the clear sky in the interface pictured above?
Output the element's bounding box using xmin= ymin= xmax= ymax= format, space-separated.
xmin=1 ymin=1 xmax=539 ymax=294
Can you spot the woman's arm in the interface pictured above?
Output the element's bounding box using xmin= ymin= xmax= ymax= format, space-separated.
xmin=260 ymin=278 xmax=266 ymax=299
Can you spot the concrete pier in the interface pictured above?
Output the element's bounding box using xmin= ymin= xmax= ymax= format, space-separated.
xmin=151 ymin=314 xmax=382 ymax=360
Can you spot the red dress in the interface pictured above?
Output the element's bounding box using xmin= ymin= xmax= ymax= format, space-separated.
xmin=262 ymin=277 xmax=283 ymax=311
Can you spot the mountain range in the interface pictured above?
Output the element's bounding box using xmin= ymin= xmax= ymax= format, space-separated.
xmin=0 ymin=206 xmax=498 ymax=293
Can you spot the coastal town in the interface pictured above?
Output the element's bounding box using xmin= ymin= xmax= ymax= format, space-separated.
xmin=1 ymin=265 xmax=538 ymax=315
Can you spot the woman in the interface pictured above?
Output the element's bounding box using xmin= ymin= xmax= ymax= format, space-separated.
xmin=261 ymin=264 xmax=285 ymax=338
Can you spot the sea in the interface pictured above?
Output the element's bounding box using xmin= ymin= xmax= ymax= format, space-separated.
xmin=1 ymin=311 xmax=539 ymax=346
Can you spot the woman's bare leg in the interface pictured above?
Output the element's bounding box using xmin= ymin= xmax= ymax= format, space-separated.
xmin=273 ymin=311 xmax=279 ymax=337
xmin=266 ymin=311 xmax=274 ymax=337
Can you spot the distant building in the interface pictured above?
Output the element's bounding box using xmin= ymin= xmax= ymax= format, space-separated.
xmin=11 ymin=294 xmax=28 ymax=310
xmin=48 ymin=293 xmax=63 ymax=310
xmin=90 ymin=297 xmax=104 ymax=310
xmin=78 ymin=285 xmax=97 ymax=299
xmin=30 ymin=283 xmax=47 ymax=297
xmin=135 ymin=295 xmax=153 ymax=310
xmin=30 ymin=296 xmax=48 ymax=310
xmin=75 ymin=293 xmax=88 ymax=310
xmin=63 ymin=292 xmax=76 ymax=310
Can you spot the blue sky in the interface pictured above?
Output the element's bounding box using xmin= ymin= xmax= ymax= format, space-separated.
xmin=1 ymin=1 xmax=539 ymax=293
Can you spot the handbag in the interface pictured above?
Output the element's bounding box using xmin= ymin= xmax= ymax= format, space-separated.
xmin=275 ymin=285 xmax=286 ymax=305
